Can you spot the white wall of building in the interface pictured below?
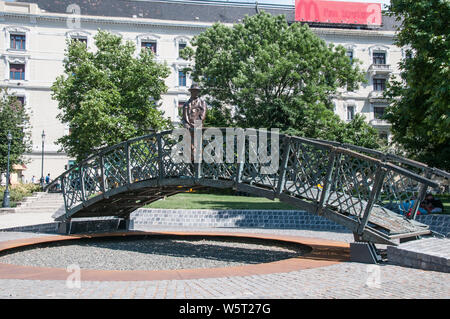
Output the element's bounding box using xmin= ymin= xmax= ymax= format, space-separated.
xmin=0 ymin=1 xmax=401 ymax=182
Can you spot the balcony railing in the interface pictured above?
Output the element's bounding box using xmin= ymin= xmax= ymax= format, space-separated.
xmin=370 ymin=118 xmax=391 ymax=127
xmin=369 ymin=90 xmax=387 ymax=102
xmin=368 ymin=64 xmax=393 ymax=75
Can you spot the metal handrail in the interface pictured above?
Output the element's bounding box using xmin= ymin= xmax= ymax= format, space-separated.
xmin=47 ymin=128 xmax=447 ymax=244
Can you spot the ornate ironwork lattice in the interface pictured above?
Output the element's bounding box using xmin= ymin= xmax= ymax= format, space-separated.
xmin=48 ymin=129 xmax=444 ymax=244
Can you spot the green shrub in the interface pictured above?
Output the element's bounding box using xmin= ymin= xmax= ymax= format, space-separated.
xmin=0 ymin=183 xmax=41 ymax=207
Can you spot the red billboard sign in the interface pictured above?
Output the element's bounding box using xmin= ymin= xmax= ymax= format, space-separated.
xmin=295 ymin=0 xmax=382 ymax=26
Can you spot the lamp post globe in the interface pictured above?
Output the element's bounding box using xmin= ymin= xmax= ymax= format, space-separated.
xmin=2 ymin=131 xmax=12 ymax=208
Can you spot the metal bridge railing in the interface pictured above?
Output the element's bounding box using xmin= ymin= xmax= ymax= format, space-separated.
xmin=47 ymin=128 xmax=443 ymax=241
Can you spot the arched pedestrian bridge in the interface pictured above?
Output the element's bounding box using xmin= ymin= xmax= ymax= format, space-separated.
xmin=49 ymin=128 xmax=448 ymax=245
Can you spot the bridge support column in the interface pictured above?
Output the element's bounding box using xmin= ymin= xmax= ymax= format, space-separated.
xmin=350 ymin=241 xmax=383 ymax=264
xmin=118 ymin=217 xmax=131 ymax=231
xmin=57 ymin=220 xmax=71 ymax=234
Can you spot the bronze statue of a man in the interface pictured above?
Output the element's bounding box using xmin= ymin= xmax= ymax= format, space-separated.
xmin=182 ymin=83 xmax=207 ymax=129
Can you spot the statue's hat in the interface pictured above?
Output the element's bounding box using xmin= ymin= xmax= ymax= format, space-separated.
xmin=188 ymin=83 xmax=201 ymax=91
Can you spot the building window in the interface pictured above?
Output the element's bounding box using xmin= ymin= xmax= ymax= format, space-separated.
xmin=347 ymin=80 xmax=355 ymax=92
xmin=10 ymin=34 xmax=26 ymax=50
xmin=16 ymin=96 xmax=25 ymax=106
xmin=142 ymin=41 xmax=157 ymax=54
xmin=347 ymin=105 xmax=355 ymax=121
xmin=72 ymin=37 xmax=87 ymax=46
xmin=379 ymin=132 xmax=388 ymax=144
xmin=178 ymin=71 xmax=187 ymax=87
xmin=178 ymin=101 xmax=185 ymax=118
xmin=374 ymin=106 xmax=386 ymax=119
xmin=178 ymin=43 xmax=187 ymax=57
xmin=373 ymin=52 xmax=386 ymax=65
xmin=373 ymin=78 xmax=386 ymax=91
xmin=10 ymin=96 xmax=25 ymax=110
xmin=346 ymin=50 xmax=353 ymax=63
xmin=10 ymin=63 xmax=25 ymax=80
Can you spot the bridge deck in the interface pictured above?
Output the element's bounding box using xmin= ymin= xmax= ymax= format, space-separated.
xmin=282 ymin=181 xmax=429 ymax=236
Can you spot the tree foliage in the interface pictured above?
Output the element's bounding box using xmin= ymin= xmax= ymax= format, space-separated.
xmin=52 ymin=30 xmax=172 ymax=161
xmin=385 ymin=0 xmax=450 ymax=170
xmin=182 ymin=12 xmax=379 ymax=148
xmin=0 ymin=88 xmax=32 ymax=174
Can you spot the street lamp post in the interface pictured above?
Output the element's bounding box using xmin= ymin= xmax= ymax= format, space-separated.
xmin=40 ymin=130 xmax=45 ymax=189
xmin=2 ymin=131 xmax=12 ymax=208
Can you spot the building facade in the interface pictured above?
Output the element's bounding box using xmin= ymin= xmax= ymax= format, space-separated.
xmin=0 ymin=0 xmax=402 ymax=182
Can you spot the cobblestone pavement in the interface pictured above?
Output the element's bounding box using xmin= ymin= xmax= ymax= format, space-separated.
xmin=395 ymin=237 xmax=450 ymax=258
xmin=131 ymin=225 xmax=357 ymax=243
xmin=0 ymin=262 xmax=448 ymax=299
xmin=0 ymin=213 xmax=55 ymax=230
xmin=0 ymin=228 xmax=449 ymax=299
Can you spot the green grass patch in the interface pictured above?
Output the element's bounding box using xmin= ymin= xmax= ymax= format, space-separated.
xmin=145 ymin=188 xmax=296 ymax=210
xmin=145 ymin=188 xmax=450 ymax=213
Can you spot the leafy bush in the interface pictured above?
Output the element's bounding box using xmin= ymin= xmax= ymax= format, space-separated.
xmin=0 ymin=183 xmax=41 ymax=207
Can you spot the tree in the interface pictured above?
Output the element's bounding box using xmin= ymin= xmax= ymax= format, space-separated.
xmin=384 ymin=0 xmax=450 ymax=170
xmin=182 ymin=12 xmax=379 ymax=148
xmin=0 ymin=88 xmax=32 ymax=175
xmin=340 ymin=114 xmax=381 ymax=150
xmin=52 ymin=30 xmax=172 ymax=162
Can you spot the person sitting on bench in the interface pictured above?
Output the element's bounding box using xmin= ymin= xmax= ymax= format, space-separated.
xmin=422 ymin=193 xmax=444 ymax=214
